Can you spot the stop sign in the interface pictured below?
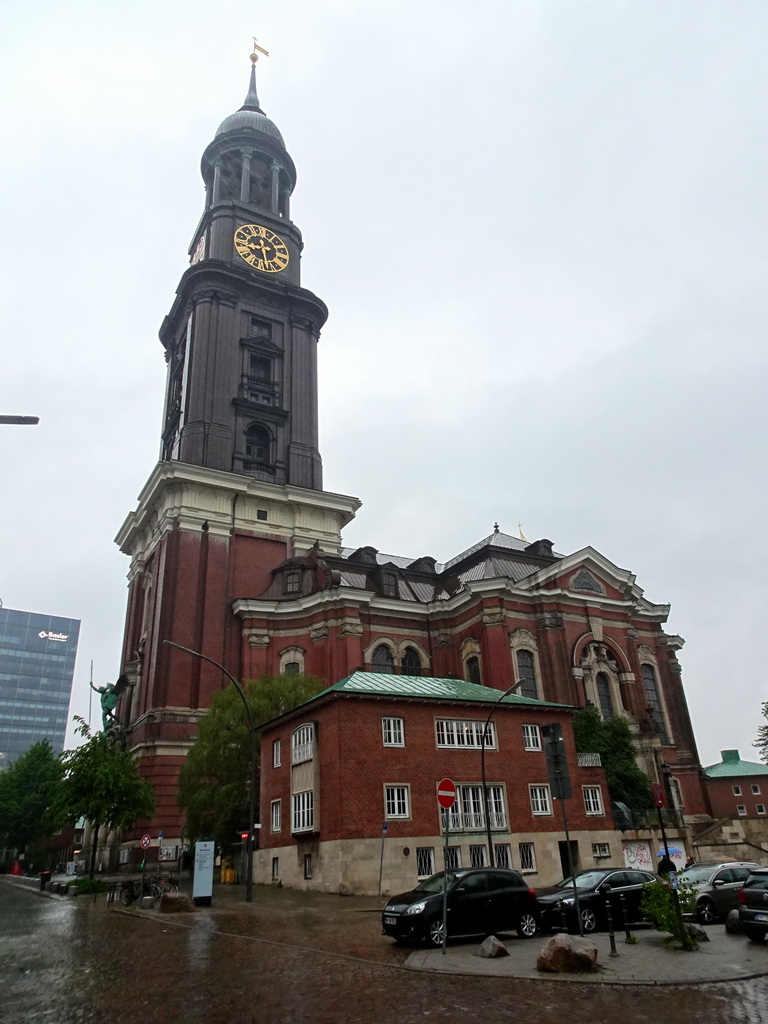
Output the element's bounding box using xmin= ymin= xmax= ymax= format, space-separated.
xmin=437 ymin=778 xmax=457 ymax=809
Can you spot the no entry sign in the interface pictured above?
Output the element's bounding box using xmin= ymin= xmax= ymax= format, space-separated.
xmin=140 ymin=834 xmax=151 ymax=849
xmin=437 ymin=778 xmax=457 ymax=809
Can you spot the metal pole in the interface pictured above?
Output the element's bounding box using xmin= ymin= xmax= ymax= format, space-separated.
xmin=656 ymin=802 xmax=690 ymax=950
xmin=442 ymin=809 xmax=449 ymax=955
xmin=378 ymin=822 xmax=387 ymax=897
xmin=480 ymin=683 xmax=522 ymax=869
xmin=164 ymin=639 xmax=257 ymax=903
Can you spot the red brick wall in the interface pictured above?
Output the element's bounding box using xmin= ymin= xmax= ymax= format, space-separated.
xmin=707 ymin=776 xmax=768 ymax=819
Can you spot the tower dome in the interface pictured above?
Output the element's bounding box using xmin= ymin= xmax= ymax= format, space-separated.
xmin=215 ymin=58 xmax=284 ymax=145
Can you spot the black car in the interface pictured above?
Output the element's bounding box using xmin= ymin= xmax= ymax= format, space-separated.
xmin=537 ymin=868 xmax=657 ymax=934
xmin=382 ymin=868 xmax=540 ymax=947
xmin=738 ymin=867 xmax=768 ymax=942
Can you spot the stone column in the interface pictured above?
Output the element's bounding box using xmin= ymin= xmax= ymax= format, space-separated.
xmin=240 ymin=148 xmax=253 ymax=204
xmin=270 ymin=160 xmax=281 ymax=213
xmin=212 ymin=157 xmax=223 ymax=202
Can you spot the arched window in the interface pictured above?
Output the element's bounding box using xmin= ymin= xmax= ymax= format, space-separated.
xmin=401 ymin=646 xmax=422 ymax=677
xmin=283 ymin=661 xmax=301 ymax=675
xmin=641 ymin=664 xmax=667 ymax=739
xmin=466 ymin=656 xmax=481 ymax=685
xmin=372 ymin=644 xmax=394 ymax=673
xmin=515 ymin=650 xmax=537 ymax=700
xmin=245 ymin=423 xmax=271 ymax=466
xmin=596 ymin=672 xmax=614 ymax=719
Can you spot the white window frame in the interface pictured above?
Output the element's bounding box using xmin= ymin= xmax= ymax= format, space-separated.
xmin=757 ymin=804 xmax=766 ymax=815
xmin=583 ymin=785 xmax=604 ymax=815
xmin=292 ymin=790 xmax=314 ymax=833
xmin=384 ymin=784 xmax=410 ymax=820
xmin=519 ymin=842 xmax=536 ymax=872
xmin=732 ymin=785 xmax=742 ymax=796
xmin=416 ymin=847 xmax=435 ymax=878
xmin=435 ymin=718 xmax=496 ymax=750
xmin=469 ymin=845 xmax=487 ymax=867
xmin=291 ymin=723 xmax=313 ymax=765
xmin=272 ymin=739 xmax=281 ymax=768
xmin=382 ymin=716 xmax=404 ymax=747
xmin=592 ymin=842 xmax=611 ymax=859
xmin=270 ymin=799 xmax=281 ymax=833
xmin=752 ymin=784 xmax=761 ymax=795
xmin=522 ymin=724 xmax=541 ymax=751
xmin=737 ymin=804 xmax=747 ymax=816
xmin=529 ymin=784 xmax=552 ymax=816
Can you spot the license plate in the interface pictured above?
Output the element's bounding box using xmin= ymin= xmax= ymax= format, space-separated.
xmin=755 ymin=913 xmax=768 ymax=923
xmin=384 ymin=916 xmax=397 ymax=926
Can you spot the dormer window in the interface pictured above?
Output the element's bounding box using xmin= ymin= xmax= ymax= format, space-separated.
xmin=381 ymin=572 xmax=397 ymax=598
xmin=285 ymin=571 xmax=300 ymax=595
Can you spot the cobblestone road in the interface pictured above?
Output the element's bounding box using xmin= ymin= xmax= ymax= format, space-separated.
xmin=2 ymin=884 xmax=767 ymax=1024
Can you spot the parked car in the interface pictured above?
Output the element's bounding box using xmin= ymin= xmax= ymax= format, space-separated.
xmin=537 ymin=868 xmax=657 ymax=934
xmin=738 ymin=868 xmax=768 ymax=942
xmin=381 ymin=868 xmax=540 ymax=947
xmin=677 ymin=862 xmax=761 ymax=924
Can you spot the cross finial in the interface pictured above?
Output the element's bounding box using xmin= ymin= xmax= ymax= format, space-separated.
xmin=251 ymin=37 xmax=270 ymax=64
xmin=493 ymin=522 xmax=499 ymax=534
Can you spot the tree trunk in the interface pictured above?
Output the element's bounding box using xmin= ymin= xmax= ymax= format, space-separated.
xmin=89 ymin=823 xmax=100 ymax=880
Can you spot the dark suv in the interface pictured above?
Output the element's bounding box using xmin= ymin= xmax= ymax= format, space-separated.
xmin=738 ymin=868 xmax=768 ymax=942
xmin=382 ymin=868 xmax=540 ymax=947
xmin=677 ymin=862 xmax=761 ymax=924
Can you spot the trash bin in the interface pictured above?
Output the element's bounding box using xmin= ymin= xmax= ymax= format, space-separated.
xmin=40 ymin=870 xmax=52 ymax=891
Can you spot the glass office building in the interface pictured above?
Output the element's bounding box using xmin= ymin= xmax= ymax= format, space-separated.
xmin=0 ymin=606 xmax=80 ymax=768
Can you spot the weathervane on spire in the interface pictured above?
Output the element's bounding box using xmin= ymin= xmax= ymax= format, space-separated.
xmin=251 ymin=37 xmax=270 ymax=63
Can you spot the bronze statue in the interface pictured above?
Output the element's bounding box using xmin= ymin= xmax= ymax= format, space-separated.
xmin=90 ymin=673 xmax=131 ymax=735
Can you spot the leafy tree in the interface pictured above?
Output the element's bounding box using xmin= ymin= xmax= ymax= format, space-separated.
xmin=572 ymin=705 xmax=654 ymax=810
xmin=0 ymin=740 xmax=64 ymax=865
xmin=178 ymin=673 xmax=326 ymax=854
xmin=57 ymin=718 xmax=155 ymax=878
xmin=756 ymin=701 xmax=768 ymax=764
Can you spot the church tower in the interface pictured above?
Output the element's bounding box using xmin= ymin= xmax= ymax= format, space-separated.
xmin=115 ymin=54 xmax=359 ymax=848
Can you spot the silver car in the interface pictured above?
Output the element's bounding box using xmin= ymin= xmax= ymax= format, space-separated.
xmin=678 ymin=861 xmax=762 ymax=924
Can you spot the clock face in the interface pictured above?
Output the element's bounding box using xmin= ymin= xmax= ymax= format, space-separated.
xmin=233 ymin=224 xmax=290 ymax=273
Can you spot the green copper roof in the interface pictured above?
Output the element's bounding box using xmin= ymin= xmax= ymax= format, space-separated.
xmin=322 ymin=671 xmax=571 ymax=708
xmin=704 ymin=749 xmax=768 ymax=778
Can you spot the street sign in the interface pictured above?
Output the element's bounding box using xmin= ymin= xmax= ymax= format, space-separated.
xmin=437 ymin=778 xmax=457 ymax=809
xmin=158 ymin=831 xmax=164 ymax=839
xmin=140 ymin=834 xmax=151 ymax=849
xmin=651 ymin=783 xmax=665 ymax=808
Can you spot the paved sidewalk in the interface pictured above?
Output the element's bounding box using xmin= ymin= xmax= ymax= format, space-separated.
xmin=405 ymin=926 xmax=768 ymax=985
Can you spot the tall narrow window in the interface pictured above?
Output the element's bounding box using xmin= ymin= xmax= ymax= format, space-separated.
xmin=292 ymin=790 xmax=314 ymax=832
xmin=595 ymin=672 xmax=614 ymax=719
xmin=466 ymin=655 xmax=481 ymax=685
xmin=372 ymin=644 xmax=394 ymax=673
xmin=385 ymin=785 xmax=410 ymax=819
xmin=401 ymin=646 xmax=422 ymax=676
xmin=519 ymin=843 xmax=536 ymax=871
xmin=469 ymin=845 xmax=487 ymax=868
xmin=244 ymin=423 xmax=271 ymax=467
xmin=291 ymin=724 xmax=313 ymax=765
xmin=516 ymin=650 xmax=538 ymax=700
xmin=494 ymin=844 xmax=511 ymax=869
xmin=640 ymin=664 xmax=667 ymax=739
xmin=382 ymin=717 xmax=404 ymax=747
xmin=416 ymin=848 xmax=435 ymax=878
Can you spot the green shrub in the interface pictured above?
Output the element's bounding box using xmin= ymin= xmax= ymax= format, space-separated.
xmin=641 ymin=879 xmax=697 ymax=944
xmin=70 ymin=877 xmax=109 ymax=895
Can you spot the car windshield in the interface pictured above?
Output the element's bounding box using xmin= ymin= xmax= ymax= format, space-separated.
xmin=555 ymin=871 xmax=609 ymax=890
xmin=679 ymin=866 xmax=714 ymax=883
xmin=415 ymin=870 xmax=467 ymax=893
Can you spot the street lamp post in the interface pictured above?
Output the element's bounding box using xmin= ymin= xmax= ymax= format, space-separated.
xmin=480 ymin=683 xmax=524 ymax=868
xmin=163 ymin=640 xmax=258 ymax=903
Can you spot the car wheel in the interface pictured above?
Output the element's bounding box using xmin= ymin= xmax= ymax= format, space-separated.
xmin=697 ymin=898 xmax=716 ymax=925
xmin=742 ymin=926 xmax=766 ymax=943
xmin=579 ymin=907 xmax=598 ymax=934
xmin=426 ymin=917 xmax=446 ymax=948
xmin=516 ymin=912 xmax=538 ymax=939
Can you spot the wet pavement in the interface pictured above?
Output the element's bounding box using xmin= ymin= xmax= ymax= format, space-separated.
xmin=2 ymin=877 xmax=768 ymax=1023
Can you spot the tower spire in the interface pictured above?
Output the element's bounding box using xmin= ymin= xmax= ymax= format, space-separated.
xmin=241 ymin=39 xmax=269 ymax=114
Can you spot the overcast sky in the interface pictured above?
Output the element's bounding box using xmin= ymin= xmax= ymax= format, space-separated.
xmin=1 ymin=1 xmax=766 ymax=768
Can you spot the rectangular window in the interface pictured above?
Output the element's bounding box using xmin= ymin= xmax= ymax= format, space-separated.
xmin=732 ymin=785 xmax=742 ymax=796
xmin=445 ymin=846 xmax=461 ymax=871
xmin=303 ymin=854 xmax=313 ymax=880
xmin=291 ymin=724 xmax=313 ymax=765
xmin=382 ymin=717 xmax=404 ymax=747
xmin=583 ymin=786 xmax=604 ymax=815
xmin=592 ymin=842 xmax=611 ymax=858
xmin=435 ymin=718 xmax=496 ymax=749
xmin=416 ymin=847 xmax=435 ymax=878
xmin=271 ymin=857 xmax=279 ymax=882
xmin=519 ymin=842 xmax=536 ymax=872
xmin=737 ymin=805 xmax=747 ymax=816
xmin=469 ymin=845 xmax=487 ymax=868
xmin=530 ymin=784 xmax=552 ymax=816
xmin=292 ymin=790 xmax=314 ymax=833
xmin=273 ymin=739 xmax=281 ymax=767
xmin=495 ymin=843 xmax=511 ymax=869
xmin=385 ymin=785 xmax=410 ymax=819
xmin=447 ymin=784 xmax=507 ymax=831
xmin=522 ymin=723 xmax=541 ymax=750
xmin=752 ymin=784 xmax=761 ymax=795
xmin=270 ymin=799 xmax=281 ymax=833
xmin=757 ymin=804 xmax=766 ymax=815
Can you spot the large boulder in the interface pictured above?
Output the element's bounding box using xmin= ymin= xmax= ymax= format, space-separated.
xmin=685 ymin=922 xmax=710 ymax=942
xmin=537 ymin=933 xmax=599 ymax=974
xmin=474 ymin=935 xmax=510 ymax=958
xmin=725 ymin=910 xmax=742 ymax=935
xmin=159 ymin=892 xmax=196 ymax=914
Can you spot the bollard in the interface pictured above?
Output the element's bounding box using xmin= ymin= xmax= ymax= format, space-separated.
xmin=559 ymin=900 xmax=569 ymax=933
xmin=619 ymin=893 xmax=633 ymax=943
xmin=605 ymin=898 xmax=619 ymax=957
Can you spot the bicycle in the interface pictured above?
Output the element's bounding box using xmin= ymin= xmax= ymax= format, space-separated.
xmin=119 ymin=877 xmax=161 ymax=906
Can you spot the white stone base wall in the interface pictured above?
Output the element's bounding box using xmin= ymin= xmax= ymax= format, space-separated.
xmin=254 ymin=829 xmax=623 ymax=896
